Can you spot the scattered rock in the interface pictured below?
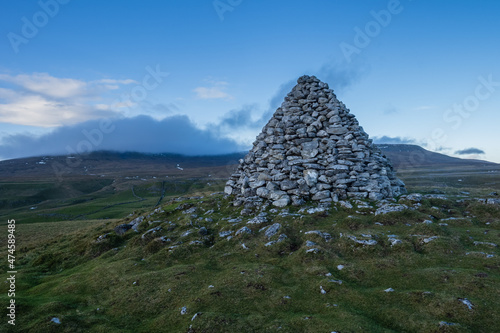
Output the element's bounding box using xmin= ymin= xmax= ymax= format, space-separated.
xmin=439 ymin=321 xmax=459 ymax=327
xmin=375 ymin=204 xmax=408 ymax=216
xmin=277 ymin=234 xmax=288 ymax=242
xmin=264 ymin=234 xmax=287 ymax=247
xmin=235 ymin=226 xmax=252 ymax=235
xmin=440 ymin=217 xmax=460 ymax=221
xmin=304 ymin=230 xmax=332 ymax=242
xmin=219 ymin=231 xmax=233 ymax=238
xmin=305 ymin=240 xmax=318 ymax=247
xmin=183 ymin=207 xmax=197 ymax=215
xmin=198 ymin=227 xmax=208 ymax=236
xmin=424 ymin=194 xmax=448 ymax=200
xmin=121 ymin=216 xmax=145 ymax=233
xmin=96 ymin=233 xmax=111 ymax=243
xmin=465 ymin=252 xmax=495 ymax=258
xmin=473 ymin=241 xmax=497 ymax=247
xmin=347 ymin=235 xmax=377 ymax=246
xmin=247 ymin=216 xmax=267 ymax=224
xmin=265 ymin=223 xmax=281 ymax=239
xmin=422 ymin=236 xmax=439 ymax=244
xmin=388 ymin=236 xmax=402 ymax=246
xmin=141 ymin=226 xmax=161 ymax=239
xmin=114 ymin=223 xmax=133 ymax=235
xmin=406 ymin=193 xmax=422 ymax=202
xmin=306 ymin=207 xmax=326 ymax=214
xmin=459 ymin=298 xmax=474 ymax=310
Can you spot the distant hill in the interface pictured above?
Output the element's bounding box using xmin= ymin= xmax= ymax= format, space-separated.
xmin=0 ymin=145 xmax=496 ymax=180
xmin=0 ymin=151 xmax=244 ymax=181
xmin=377 ymin=144 xmax=496 ymax=169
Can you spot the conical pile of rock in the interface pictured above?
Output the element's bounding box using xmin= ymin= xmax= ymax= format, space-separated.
xmin=225 ymin=75 xmax=406 ymax=208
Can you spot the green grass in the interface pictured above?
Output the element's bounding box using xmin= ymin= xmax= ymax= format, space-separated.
xmin=0 ymin=178 xmax=225 ymax=224
xmin=5 ymin=220 xmax=113 ymax=250
xmin=398 ymin=166 xmax=500 ymax=197
xmin=1 ymin=193 xmax=499 ymax=332
xmin=0 ymin=167 xmax=498 ymax=332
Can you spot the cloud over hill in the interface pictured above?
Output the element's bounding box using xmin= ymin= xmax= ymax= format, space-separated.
xmin=0 ymin=115 xmax=245 ymax=160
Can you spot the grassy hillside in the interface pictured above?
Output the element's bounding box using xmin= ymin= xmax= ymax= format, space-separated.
xmin=0 ymin=178 xmax=227 ymax=224
xmin=0 ymin=146 xmax=498 ymax=227
xmin=0 ymin=152 xmax=242 ymax=181
xmin=1 ymin=184 xmax=499 ymax=332
xmin=0 ymin=150 xmax=499 ymax=332
xmin=378 ymin=144 xmax=495 ymax=169
xmin=0 ymin=145 xmax=495 ymax=182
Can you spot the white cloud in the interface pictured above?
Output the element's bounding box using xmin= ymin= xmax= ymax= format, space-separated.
xmin=194 ymin=87 xmax=232 ymax=99
xmin=95 ymin=78 xmax=138 ymax=85
xmin=0 ymin=73 xmax=88 ymax=99
xmin=0 ymin=72 xmax=138 ymax=127
xmin=194 ymin=80 xmax=233 ymax=100
xmin=0 ymin=72 xmax=138 ymax=99
xmin=0 ymin=88 xmax=116 ymax=127
xmin=372 ymin=135 xmax=420 ymax=145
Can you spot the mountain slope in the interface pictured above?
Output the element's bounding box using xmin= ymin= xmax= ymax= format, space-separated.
xmin=378 ymin=144 xmax=495 ymax=169
xmin=0 ymin=145 xmax=496 ymax=181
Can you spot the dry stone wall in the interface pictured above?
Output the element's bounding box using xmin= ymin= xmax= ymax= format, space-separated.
xmin=225 ymin=75 xmax=406 ymax=208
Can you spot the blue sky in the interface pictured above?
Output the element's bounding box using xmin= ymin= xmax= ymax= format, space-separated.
xmin=0 ymin=0 xmax=499 ymax=162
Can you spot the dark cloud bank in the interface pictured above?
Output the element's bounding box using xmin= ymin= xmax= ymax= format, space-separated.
xmin=372 ymin=136 xmax=419 ymax=145
xmin=455 ymin=148 xmax=485 ymax=155
xmin=0 ymin=115 xmax=245 ymax=160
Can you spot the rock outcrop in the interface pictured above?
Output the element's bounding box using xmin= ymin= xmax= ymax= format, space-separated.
xmin=225 ymin=75 xmax=406 ymax=208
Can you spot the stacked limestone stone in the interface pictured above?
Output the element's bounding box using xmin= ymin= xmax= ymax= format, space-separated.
xmin=225 ymin=75 xmax=406 ymax=208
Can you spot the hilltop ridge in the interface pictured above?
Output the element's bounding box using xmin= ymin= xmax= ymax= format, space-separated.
xmin=0 ymin=145 xmax=496 ymax=181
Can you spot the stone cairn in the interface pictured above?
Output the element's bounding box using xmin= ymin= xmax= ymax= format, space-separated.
xmin=225 ymin=75 xmax=406 ymax=208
